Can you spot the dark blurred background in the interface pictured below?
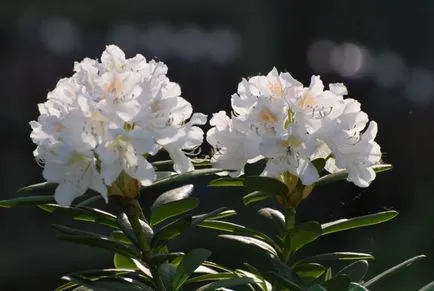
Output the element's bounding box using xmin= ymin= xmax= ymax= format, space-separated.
xmin=1 ymin=1 xmax=434 ymax=290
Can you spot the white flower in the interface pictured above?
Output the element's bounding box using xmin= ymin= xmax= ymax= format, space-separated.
xmin=30 ymin=44 xmax=206 ymax=206
xmin=207 ymin=68 xmax=382 ymax=188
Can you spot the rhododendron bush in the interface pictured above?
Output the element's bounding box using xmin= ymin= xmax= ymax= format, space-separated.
xmin=1 ymin=45 xmax=429 ymax=291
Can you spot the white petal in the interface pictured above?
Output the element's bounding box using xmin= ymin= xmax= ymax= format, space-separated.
xmin=54 ymin=182 xmax=86 ymax=207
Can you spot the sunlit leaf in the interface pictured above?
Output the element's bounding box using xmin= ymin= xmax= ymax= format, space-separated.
xmin=294 ymin=263 xmax=326 ymax=282
xmin=242 ymin=191 xmax=273 ymax=206
xmin=0 ymin=195 xmax=54 ymax=208
xmin=287 ymin=221 xmax=322 ymax=252
xmin=364 ymin=255 xmax=426 ymax=288
xmin=209 ymin=176 xmax=288 ymax=196
xmin=150 ymin=197 xmax=198 ymax=226
xmin=151 ymin=185 xmax=194 ymax=210
xmin=172 ymin=248 xmax=212 ymax=290
xmin=336 ymin=260 xmax=369 ymax=283
xmin=151 ymin=216 xmax=192 ymax=249
xmin=321 ymin=211 xmax=398 ymax=235
xmin=315 ymin=164 xmax=392 ymax=186
xmin=294 ymin=252 xmax=374 ymax=265
xmin=258 ymin=208 xmax=285 ymax=232
xmin=219 ymin=234 xmax=278 ymax=257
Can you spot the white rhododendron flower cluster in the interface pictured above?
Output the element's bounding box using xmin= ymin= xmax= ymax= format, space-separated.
xmin=207 ymin=68 xmax=381 ymax=188
xmin=30 ymin=45 xmax=206 ymax=206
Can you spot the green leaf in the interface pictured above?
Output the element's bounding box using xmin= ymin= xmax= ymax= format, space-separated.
xmin=287 ymin=221 xmax=322 ymax=253
xmin=321 ymin=211 xmax=398 ymax=235
xmin=114 ymin=253 xmax=137 ymax=269
xmin=172 ymin=248 xmax=212 ymax=290
xmin=186 ymin=273 xmax=236 ymax=284
xmin=219 ymin=234 xmax=278 ymax=257
xmin=322 ymin=275 xmax=351 ymax=291
xmin=315 ymin=164 xmax=392 ymax=186
xmin=268 ymin=272 xmax=303 ymax=291
xmin=143 ymin=168 xmax=227 ymax=191
xmin=306 ymin=285 xmax=327 ymax=291
xmin=293 ymin=263 xmax=326 ymax=282
xmin=364 ymin=255 xmax=426 ymax=288
xmin=151 ymin=185 xmax=194 ymax=210
xmin=192 ymin=208 xmax=236 ymax=225
xmin=151 ymin=252 xmax=184 ymax=265
xmin=151 ymin=216 xmax=192 ymax=249
xmin=258 ymin=208 xmax=286 ymax=232
xmin=209 ymin=176 xmax=288 ymax=196
xmin=150 ymin=197 xmax=198 ymax=226
xmin=52 ymin=224 xmax=140 ymax=258
xmin=17 ymin=181 xmax=56 ymax=193
xmin=38 ymin=204 xmax=117 ymax=228
xmin=294 ymin=252 xmax=374 ymax=265
xmin=420 ymin=281 xmax=434 ymax=291
xmin=196 ymin=278 xmax=258 ymax=291
xmin=349 ymin=282 xmax=369 ymax=291
xmin=116 ymin=213 xmax=153 ymax=249
xmin=197 ymin=220 xmax=280 ymax=252
xmin=242 ymin=191 xmax=273 ymax=206
xmin=0 ymin=195 xmax=54 ymax=208
xmin=153 ymin=159 xmax=212 ymax=171
xmin=336 ymin=260 xmax=369 ymax=283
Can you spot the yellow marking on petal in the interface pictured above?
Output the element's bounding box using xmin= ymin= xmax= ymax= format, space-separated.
xmin=54 ymin=123 xmax=64 ymax=133
xmin=259 ymin=107 xmax=279 ymax=124
xmin=298 ymin=92 xmax=317 ymax=109
xmin=287 ymin=136 xmax=302 ymax=147
xmin=269 ymin=81 xmax=284 ymax=98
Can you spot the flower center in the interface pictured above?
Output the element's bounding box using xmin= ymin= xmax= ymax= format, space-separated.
xmin=268 ymin=81 xmax=284 ymax=97
xmin=298 ymin=92 xmax=317 ymax=109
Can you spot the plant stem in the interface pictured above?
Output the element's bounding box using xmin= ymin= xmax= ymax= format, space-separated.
xmin=282 ymin=207 xmax=297 ymax=264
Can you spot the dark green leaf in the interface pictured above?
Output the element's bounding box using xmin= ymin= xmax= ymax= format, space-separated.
xmin=151 ymin=185 xmax=194 ymax=210
xmin=153 ymin=159 xmax=212 ymax=171
xmin=197 ymin=220 xmax=280 ymax=252
xmin=294 ymin=263 xmax=326 ymax=282
xmin=268 ymin=272 xmax=303 ymax=291
xmin=315 ymin=164 xmax=392 ymax=186
xmin=151 ymin=252 xmax=184 ymax=265
xmin=258 ymin=208 xmax=285 ymax=232
xmin=294 ymin=252 xmax=374 ymax=265
xmin=172 ymin=248 xmax=212 ymax=290
xmin=349 ymin=282 xmax=369 ymax=291
xmin=192 ymin=208 xmax=236 ymax=225
xmin=321 ymin=211 xmax=398 ymax=235
xmin=196 ymin=278 xmax=258 ymax=291
xmin=364 ymin=255 xmax=426 ymax=288
xmin=0 ymin=195 xmax=54 ymax=208
xmin=151 ymin=216 xmax=192 ymax=249
xmin=242 ymin=191 xmax=273 ymax=206
xmin=306 ymin=284 xmax=327 ymax=291
xmin=209 ymin=176 xmax=288 ymax=196
xmin=143 ymin=168 xmax=226 ymax=191
xmin=419 ymin=281 xmax=434 ymax=291
xmin=150 ymin=197 xmax=198 ymax=226
xmin=116 ymin=213 xmax=153 ymax=249
xmin=186 ymin=273 xmax=236 ymax=284
xmin=287 ymin=221 xmax=322 ymax=252
xmin=17 ymin=182 xmax=56 ymax=193
xmin=336 ymin=260 xmax=369 ymax=283
xmin=322 ymin=275 xmax=351 ymax=291
xmin=38 ymin=204 xmax=117 ymax=228
xmin=219 ymin=234 xmax=278 ymax=257
xmin=52 ymin=224 xmax=140 ymax=258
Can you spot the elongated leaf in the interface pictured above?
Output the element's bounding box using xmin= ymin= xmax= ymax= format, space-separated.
xmin=151 ymin=252 xmax=184 ymax=265
xmin=151 ymin=216 xmax=192 ymax=249
xmin=192 ymin=208 xmax=236 ymax=225
xmin=52 ymin=225 xmax=140 ymax=258
xmin=114 ymin=253 xmax=137 ymax=269
xmin=38 ymin=204 xmax=117 ymax=228
xmin=364 ymin=255 xmax=426 ymax=288
xmin=219 ymin=234 xmax=278 ymax=257
xmin=336 ymin=260 xmax=369 ymax=283
xmin=294 ymin=252 xmax=374 ymax=265
xmin=307 ymin=285 xmax=327 ymax=291
xmin=150 ymin=197 xmax=198 ymax=226
xmin=198 ymin=220 xmax=280 ymax=252
xmin=196 ymin=278 xmax=258 ymax=291
xmin=315 ymin=164 xmax=392 ymax=186
xmin=321 ymin=211 xmax=398 ymax=235
xmin=242 ymin=191 xmax=273 ymax=206
xmin=258 ymin=208 xmax=286 ymax=232
xmin=294 ymin=263 xmax=326 ymax=282
xmin=151 ymin=185 xmax=194 ymax=210
xmin=0 ymin=195 xmax=54 ymax=208
xmin=287 ymin=221 xmax=322 ymax=252
xmin=322 ymin=275 xmax=350 ymax=291
xmin=18 ymin=182 xmax=56 ymax=193
xmin=186 ymin=273 xmax=236 ymax=284
xmin=268 ymin=272 xmax=303 ymax=291
xmin=172 ymin=248 xmax=212 ymax=290
xmin=153 ymin=159 xmax=212 ymax=170
xmin=209 ymin=176 xmax=288 ymax=196
xmin=143 ymin=168 xmax=226 ymax=191
xmin=419 ymin=281 xmax=434 ymax=291
xmin=349 ymin=282 xmax=369 ymax=291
